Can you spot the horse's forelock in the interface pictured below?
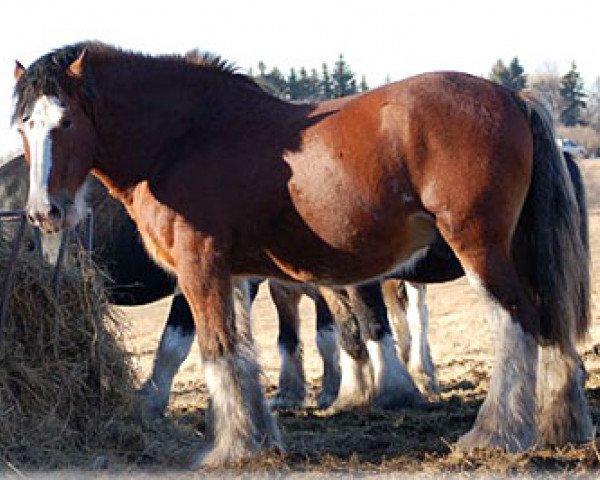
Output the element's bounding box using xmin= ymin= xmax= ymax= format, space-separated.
xmin=12 ymin=44 xmax=93 ymax=125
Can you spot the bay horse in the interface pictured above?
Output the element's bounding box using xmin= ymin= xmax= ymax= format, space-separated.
xmin=13 ymin=42 xmax=592 ymax=465
xmin=0 ymin=154 xmax=427 ymax=414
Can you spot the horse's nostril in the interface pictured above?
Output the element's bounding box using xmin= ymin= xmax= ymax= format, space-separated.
xmin=49 ymin=204 xmax=61 ymax=219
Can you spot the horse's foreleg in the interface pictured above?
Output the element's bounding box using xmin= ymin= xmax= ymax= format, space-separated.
xmin=138 ymin=287 xmax=195 ymax=419
xmin=319 ymin=287 xmax=373 ymax=413
xmin=314 ymin=293 xmax=340 ymax=409
xmin=268 ymin=281 xmax=306 ymax=410
xmin=179 ymin=250 xmax=280 ymax=468
xmin=349 ymin=283 xmax=423 ymax=409
xmin=404 ymin=282 xmax=439 ymax=395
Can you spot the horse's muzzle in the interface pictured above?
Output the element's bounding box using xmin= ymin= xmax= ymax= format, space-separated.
xmin=26 ymin=201 xmax=64 ymax=234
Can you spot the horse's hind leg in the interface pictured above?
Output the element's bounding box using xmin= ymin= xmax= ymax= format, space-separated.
xmin=384 ymin=280 xmax=439 ymax=396
xmin=450 ymin=246 xmax=538 ymax=452
xmin=405 ymin=282 xmax=438 ymax=395
xmin=349 ymin=282 xmax=423 ymax=409
xmin=268 ymin=280 xmax=306 ymax=410
xmin=138 ymin=286 xmax=195 ymax=419
xmin=537 ymin=343 xmax=594 ymax=445
xmin=382 ymin=279 xmax=411 ymax=364
xmin=319 ymin=287 xmax=373 ymax=412
xmin=313 ymin=293 xmax=341 ymax=409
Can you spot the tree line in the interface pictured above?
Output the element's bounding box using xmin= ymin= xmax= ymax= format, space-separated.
xmin=253 ymin=54 xmax=592 ymax=128
xmin=489 ymin=57 xmax=600 ymax=155
xmin=252 ymin=54 xmax=600 ymax=155
xmin=489 ymin=57 xmax=589 ymax=127
xmin=250 ymin=54 xmax=368 ymax=101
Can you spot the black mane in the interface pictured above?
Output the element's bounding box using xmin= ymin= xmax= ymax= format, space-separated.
xmin=12 ymin=41 xmax=263 ymax=125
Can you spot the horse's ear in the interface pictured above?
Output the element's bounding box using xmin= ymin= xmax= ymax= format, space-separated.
xmin=67 ymin=49 xmax=87 ymax=78
xmin=14 ymin=61 xmax=25 ymax=81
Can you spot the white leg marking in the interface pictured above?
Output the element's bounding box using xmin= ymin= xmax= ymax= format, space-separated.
xmin=194 ymin=349 xmax=281 ymax=467
xmin=459 ymin=271 xmax=537 ymax=452
xmin=405 ymin=282 xmax=438 ymax=395
xmin=325 ymin=349 xmax=373 ymax=413
xmin=366 ymin=334 xmax=423 ymax=408
xmin=193 ymin=280 xmax=281 ymax=467
xmin=139 ymin=325 xmax=194 ymax=419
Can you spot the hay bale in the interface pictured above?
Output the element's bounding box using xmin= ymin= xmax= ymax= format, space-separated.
xmin=0 ymin=232 xmax=141 ymax=467
xmin=0 ymin=230 xmax=204 ymax=470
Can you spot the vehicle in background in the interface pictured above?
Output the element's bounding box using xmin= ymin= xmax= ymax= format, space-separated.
xmin=557 ymin=138 xmax=588 ymax=158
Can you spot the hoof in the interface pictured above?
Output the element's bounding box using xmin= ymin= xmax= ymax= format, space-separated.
xmin=410 ymin=367 xmax=441 ymax=398
xmin=269 ymin=393 xmax=305 ymax=411
xmin=316 ymin=389 xmax=338 ymax=410
xmin=458 ymin=424 xmax=535 ymax=453
xmin=324 ymin=390 xmax=371 ymax=414
xmin=537 ymin=411 xmax=595 ymax=447
xmin=190 ymin=438 xmax=283 ymax=468
xmin=373 ymin=388 xmax=425 ymax=410
xmin=136 ymin=381 xmax=167 ymax=421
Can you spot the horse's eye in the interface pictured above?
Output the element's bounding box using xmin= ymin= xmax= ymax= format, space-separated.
xmin=61 ymin=118 xmax=72 ymax=129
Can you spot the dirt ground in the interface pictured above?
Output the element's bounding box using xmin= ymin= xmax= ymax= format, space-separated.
xmin=110 ymin=160 xmax=600 ymax=476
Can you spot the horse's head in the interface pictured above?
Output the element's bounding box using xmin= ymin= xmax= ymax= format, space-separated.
xmin=13 ymin=48 xmax=96 ymax=234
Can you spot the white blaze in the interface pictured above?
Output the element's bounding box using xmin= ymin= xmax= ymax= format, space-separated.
xmin=22 ymin=95 xmax=65 ymax=208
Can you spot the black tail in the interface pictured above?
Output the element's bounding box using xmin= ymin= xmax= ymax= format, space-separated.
xmin=514 ymin=99 xmax=590 ymax=345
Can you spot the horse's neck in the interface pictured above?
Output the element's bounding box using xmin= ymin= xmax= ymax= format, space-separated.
xmin=90 ymin=60 xmax=293 ymax=194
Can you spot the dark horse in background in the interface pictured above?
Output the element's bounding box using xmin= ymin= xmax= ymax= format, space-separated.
xmin=13 ymin=42 xmax=592 ymax=467
xmin=0 ymin=154 xmax=442 ymax=413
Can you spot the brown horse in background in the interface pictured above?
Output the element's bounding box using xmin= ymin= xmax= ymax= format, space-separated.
xmin=13 ymin=42 xmax=592 ymax=466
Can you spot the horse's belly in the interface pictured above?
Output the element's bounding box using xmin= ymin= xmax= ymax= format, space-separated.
xmin=262 ymin=209 xmax=439 ymax=285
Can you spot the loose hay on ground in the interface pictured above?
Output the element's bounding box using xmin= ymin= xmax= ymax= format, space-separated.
xmin=0 ymin=234 xmax=200 ymax=470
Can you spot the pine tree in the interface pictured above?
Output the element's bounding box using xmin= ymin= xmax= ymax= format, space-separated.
xmin=255 ymin=64 xmax=288 ymax=97
xmin=257 ymin=61 xmax=267 ymax=77
xmin=560 ymin=62 xmax=587 ymax=126
xmin=296 ymin=67 xmax=321 ymax=101
xmin=307 ymin=68 xmax=321 ymax=100
xmin=489 ymin=57 xmax=526 ymax=92
xmin=332 ymin=54 xmax=357 ymax=98
xmin=359 ymin=75 xmax=369 ymax=92
xmin=287 ymin=68 xmax=301 ymax=100
xmin=321 ymin=63 xmax=334 ymax=99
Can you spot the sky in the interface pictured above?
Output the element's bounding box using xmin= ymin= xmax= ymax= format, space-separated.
xmin=1 ymin=0 xmax=599 ymax=156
